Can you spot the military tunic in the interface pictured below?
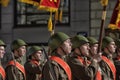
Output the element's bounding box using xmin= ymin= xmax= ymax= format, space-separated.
xmin=67 ymin=53 xmax=99 ymax=80
xmin=5 ymin=57 xmax=25 ymax=80
xmin=24 ymin=59 xmax=43 ymax=80
xmin=41 ymin=53 xmax=71 ymax=80
xmin=99 ymin=52 xmax=116 ymax=80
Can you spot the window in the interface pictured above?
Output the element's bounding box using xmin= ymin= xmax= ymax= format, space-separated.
xmin=14 ymin=0 xmax=70 ymax=27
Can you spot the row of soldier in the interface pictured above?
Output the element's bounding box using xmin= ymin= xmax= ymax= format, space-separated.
xmin=0 ymin=32 xmax=119 ymax=80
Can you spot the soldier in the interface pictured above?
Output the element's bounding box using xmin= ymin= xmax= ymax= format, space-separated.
xmin=24 ymin=46 xmax=44 ymax=80
xmin=0 ymin=40 xmax=6 ymax=80
xmin=5 ymin=39 xmax=27 ymax=80
xmin=41 ymin=32 xmax=72 ymax=80
xmin=113 ymin=39 xmax=120 ymax=80
xmin=87 ymin=37 xmax=98 ymax=58
xmin=67 ymin=35 xmax=101 ymax=80
xmin=99 ymin=36 xmax=116 ymax=80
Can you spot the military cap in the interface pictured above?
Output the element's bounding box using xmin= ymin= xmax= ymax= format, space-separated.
xmin=28 ymin=46 xmax=43 ymax=56
xmin=102 ymin=36 xmax=114 ymax=49
xmin=71 ymin=35 xmax=89 ymax=49
xmin=87 ymin=37 xmax=98 ymax=45
xmin=11 ymin=39 xmax=27 ymax=50
xmin=48 ymin=32 xmax=70 ymax=53
xmin=0 ymin=40 xmax=6 ymax=47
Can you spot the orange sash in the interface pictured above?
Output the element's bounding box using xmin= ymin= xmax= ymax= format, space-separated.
xmin=7 ymin=61 xmax=26 ymax=79
xmin=0 ymin=66 xmax=6 ymax=80
xmin=78 ymin=56 xmax=102 ymax=80
xmin=50 ymin=56 xmax=72 ymax=80
xmin=30 ymin=60 xmax=39 ymax=66
xmin=102 ymin=56 xmax=116 ymax=80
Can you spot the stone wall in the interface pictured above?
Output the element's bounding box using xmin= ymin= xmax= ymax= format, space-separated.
xmin=90 ymin=0 xmax=116 ymax=38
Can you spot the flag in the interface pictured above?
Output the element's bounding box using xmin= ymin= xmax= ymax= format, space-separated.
xmin=108 ymin=0 xmax=120 ymax=29
xmin=38 ymin=0 xmax=60 ymax=32
xmin=19 ymin=0 xmax=40 ymax=6
xmin=38 ymin=0 xmax=60 ymax=12
xmin=0 ymin=0 xmax=10 ymax=7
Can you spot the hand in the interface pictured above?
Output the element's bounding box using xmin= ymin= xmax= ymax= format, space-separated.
xmin=93 ymin=52 xmax=102 ymax=62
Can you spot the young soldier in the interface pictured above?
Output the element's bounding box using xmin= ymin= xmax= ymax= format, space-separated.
xmin=99 ymin=36 xmax=116 ymax=80
xmin=87 ymin=37 xmax=102 ymax=80
xmin=113 ymin=39 xmax=120 ymax=80
xmin=41 ymin=32 xmax=72 ymax=80
xmin=5 ymin=39 xmax=27 ymax=80
xmin=87 ymin=37 xmax=98 ymax=58
xmin=67 ymin=35 xmax=101 ymax=80
xmin=24 ymin=46 xmax=44 ymax=80
xmin=0 ymin=40 xmax=6 ymax=80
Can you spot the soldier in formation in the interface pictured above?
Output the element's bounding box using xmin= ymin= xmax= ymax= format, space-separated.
xmin=0 ymin=32 xmax=119 ymax=80
xmin=5 ymin=39 xmax=27 ymax=80
xmin=41 ymin=32 xmax=72 ymax=80
xmin=67 ymin=35 xmax=101 ymax=80
xmin=24 ymin=46 xmax=44 ymax=80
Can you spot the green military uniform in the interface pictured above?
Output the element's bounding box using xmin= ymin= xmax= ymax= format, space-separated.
xmin=67 ymin=35 xmax=99 ymax=80
xmin=99 ymin=52 xmax=115 ymax=80
xmin=5 ymin=39 xmax=27 ymax=80
xmin=41 ymin=32 xmax=72 ymax=80
xmin=5 ymin=57 xmax=25 ymax=80
xmin=42 ymin=53 xmax=69 ymax=80
xmin=24 ymin=46 xmax=44 ymax=80
xmin=99 ymin=36 xmax=116 ymax=80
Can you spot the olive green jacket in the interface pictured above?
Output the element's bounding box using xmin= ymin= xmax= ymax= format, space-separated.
xmin=24 ymin=59 xmax=43 ymax=80
xmin=99 ymin=52 xmax=116 ymax=80
xmin=67 ymin=53 xmax=99 ymax=80
xmin=41 ymin=53 xmax=70 ymax=80
xmin=5 ymin=57 xmax=25 ymax=80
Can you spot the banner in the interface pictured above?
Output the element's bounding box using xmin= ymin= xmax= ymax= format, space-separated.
xmin=108 ymin=0 xmax=120 ymax=29
xmin=38 ymin=0 xmax=60 ymax=12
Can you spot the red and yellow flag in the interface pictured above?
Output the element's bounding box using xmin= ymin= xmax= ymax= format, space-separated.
xmin=108 ymin=0 xmax=120 ymax=29
xmin=0 ymin=0 xmax=10 ymax=7
xmin=19 ymin=0 xmax=40 ymax=6
xmin=38 ymin=0 xmax=60 ymax=12
xmin=38 ymin=0 xmax=60 ymax=32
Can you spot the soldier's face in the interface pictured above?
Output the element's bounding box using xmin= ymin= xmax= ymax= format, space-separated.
xmin=61 ymin=39 xmax=72 ymax=54
xmin=17 ymin=46 xmax=26 ymax=57
xmin=33 ymin=50 xmax=43 ymax=61
xmin=80 ymin=43 xmax=90 ymax=56
xmin=0 ymin=46 xmax=5 ymax=59
xmin=89 ymin=44 xmax=98 ymax=55
xmin=107 ymin=42 xmax=116 ymax=54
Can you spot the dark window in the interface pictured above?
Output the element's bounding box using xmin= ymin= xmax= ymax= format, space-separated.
xmin=14 ymin=0 xmax=70 ymax=28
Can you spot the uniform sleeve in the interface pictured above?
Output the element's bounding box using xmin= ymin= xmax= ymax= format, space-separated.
xmin=5 ymin=65 xmax=17 ymax=80
xmin=41 ymin=61 xmax=60 ymax=80
xmin=67 ymin=57 xmax=98 ymax=80
xmin=24 ymin=62 xmax=42 ymax=74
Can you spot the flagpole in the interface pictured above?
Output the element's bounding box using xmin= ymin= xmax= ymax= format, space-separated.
xmin=97 ymin=0 xmax=108 ymax=53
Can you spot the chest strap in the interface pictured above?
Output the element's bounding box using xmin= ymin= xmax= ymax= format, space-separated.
xmin=102 ymin=56 xmax=116 ymax=80
xmin=30 ymin=60 xmax=39 ymax=66
xmin=50 ymin=56 xmax=72 ymax=80
xmin=7 ymin=60 xmax=26 ymax=80
xmin=0 ymin=66 xmax=5 ymax=80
